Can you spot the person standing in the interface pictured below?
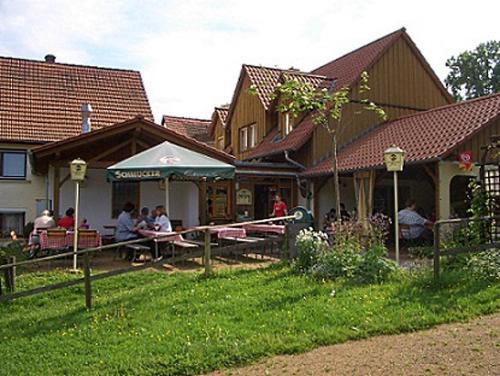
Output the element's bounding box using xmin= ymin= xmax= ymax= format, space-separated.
xmin=154 ymin=205 xmax=172 ymax=232
xmin=270 ymin=194 xmax=288 ymax=218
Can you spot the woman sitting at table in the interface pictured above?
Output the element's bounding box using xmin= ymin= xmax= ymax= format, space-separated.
xmin=58 ymin=208 xmax=75 ymax=230
xmin=154 ymin=205 xmax=172 ymax=232
xmin=116 ymin=202 xmax=139 ymax=242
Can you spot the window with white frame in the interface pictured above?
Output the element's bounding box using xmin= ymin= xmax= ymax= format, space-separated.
xmin=0 ymin=211 xmax=25 ymax=237
xmin=249 ymin=123 xmax=257 ymax=148
xmin=239 ymin=127 xmax=248 ymax=152
xmin=284 ymin=113 xmax=293 ymax=136
xmin=0 ymin=150 xmax=26 ymax=179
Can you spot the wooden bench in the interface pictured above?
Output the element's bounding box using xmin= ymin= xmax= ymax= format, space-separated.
xmin=219 ymin=236 xmax=263 ymax=243
xmin=126 ymin=244 xmax=151 ymax=262
xmin=173 ymin=241 xmax=198 ymax=248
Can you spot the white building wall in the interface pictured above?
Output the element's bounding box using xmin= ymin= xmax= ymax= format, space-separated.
xmin=59 ymin=169 xmax=200 ymax=232
xmin=317 ymin=177 xmax=357 ymax=218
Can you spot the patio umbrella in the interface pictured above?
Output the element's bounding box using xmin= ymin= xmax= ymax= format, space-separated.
xmin=107 ymin=141 xmax=234 ymax=210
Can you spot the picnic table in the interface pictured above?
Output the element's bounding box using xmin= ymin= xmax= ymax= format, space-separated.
xmin=210 ymin=227 xmax=246 ymax=239
xmin=243 ymin=224 xmax=286 ymax=235
xmin=137 ymin=229 xmax=184 ymax=243
xmin=31 ymin=230 xmax=102 ymax=250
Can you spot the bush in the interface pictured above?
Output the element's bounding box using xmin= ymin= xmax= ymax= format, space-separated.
xmin=408 ymin=246 xmax=434 ymax=259
xmin=355 ymin=244 xmax=397 ymax=283
xmin=294 ymin=216 xmax=397 ymax=284
xmin=466 ymin=250 xmax=500 ymax=281
xmin=294 ymin=228 xmax=328 ymax=273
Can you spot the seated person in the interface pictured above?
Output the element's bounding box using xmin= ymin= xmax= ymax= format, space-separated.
xmin=34 ymin=209 xmax=56 ymax=231
xmin=398 ymin=199 xmax=433 ymax=243
xmin=58 ymin=208 xmax=75 ymax=229
xmin=154 ymin=205 xmax=172 ymax=232
xmin=116 ymin=202 xmax=139 ymax=242
xmin=136 ymin=207 xmax=155 ymax=230
xmin=79 ymin=218 xmax=90 ymax=229
xmin=340 ymin=203 xmax=351 ymax=222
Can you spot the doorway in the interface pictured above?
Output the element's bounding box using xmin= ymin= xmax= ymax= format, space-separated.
xmin=254 ymin=185 xmax=270 ymax=219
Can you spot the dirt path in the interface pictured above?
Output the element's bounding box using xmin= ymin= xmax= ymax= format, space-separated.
xmin=208 ymin=313 xmax=500 ymax=376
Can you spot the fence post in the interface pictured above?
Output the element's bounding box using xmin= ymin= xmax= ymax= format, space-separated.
xmin=204 ymin=229 xmax=211 ymax=276
xmin=433 ymin=222 xmax=440 ymax=280
xmin=83 ymin=251 xmax=92 ymax=309
xmin=3 ymin=256 xmax=16 ymax=294
xmin=283 ymin=225 xmax=290 ymax=259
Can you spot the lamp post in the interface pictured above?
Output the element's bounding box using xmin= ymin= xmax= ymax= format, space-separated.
xmin=384 ymin=145 xmax=405 ymax=264
xmin=70 ymin=158 xmax=87 ymax=271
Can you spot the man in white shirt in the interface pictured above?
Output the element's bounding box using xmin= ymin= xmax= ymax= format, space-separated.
xmin=154 ymin=205 xmax=172 ymax=232
xmin=398 ymin=199 xmax=433 ymax=242
xmin=34 ymin=210 xmax=56 ymax=230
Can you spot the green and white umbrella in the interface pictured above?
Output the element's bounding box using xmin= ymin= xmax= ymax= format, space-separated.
xmin=107 ymin=141 xmax=234 ymax=210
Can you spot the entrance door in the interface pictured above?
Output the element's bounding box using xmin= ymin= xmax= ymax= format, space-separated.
xmin=254 ymin=185 xmax=270 ymax=219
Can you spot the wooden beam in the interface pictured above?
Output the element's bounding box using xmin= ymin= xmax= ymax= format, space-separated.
xmin=53 ymin=166 xmax=60 ymax=219
xmin=131 ymin=139 xmax=137 ymax=155
xmin=59 ymin=173 xmax=70 ymax=188
xmin=88 ymin=139 xmax=133 ymax=163
xmin=435 ymin=162 xmax=440 ymax=219
xmin=136 ymin=139 xmax=149 ymax=149
xmin=422 ymin=164 xmax=437 ymax=186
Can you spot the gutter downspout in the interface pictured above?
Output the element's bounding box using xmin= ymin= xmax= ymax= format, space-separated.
xmin=284 ymin=151 xmax=312 ymax=210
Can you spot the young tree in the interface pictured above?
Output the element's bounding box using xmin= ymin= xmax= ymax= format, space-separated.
xmin=445 ymin=41 xmax=500 ymax=101
xmin=270 ymin=72 xmax=387 ymax=221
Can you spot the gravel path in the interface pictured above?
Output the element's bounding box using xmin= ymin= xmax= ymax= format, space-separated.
xmin=208 ymin=313 xmax=500 ymax=376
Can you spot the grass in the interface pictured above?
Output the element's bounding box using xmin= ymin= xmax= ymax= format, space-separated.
xmin=0 ymin=264 xmax=498 ymax=375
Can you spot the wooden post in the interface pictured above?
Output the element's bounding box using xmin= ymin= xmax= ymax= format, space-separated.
xmin=433 ymin=222 xmax=440 ymax=280
xmin=3 ymin=256 xmax=16 ymax=294
xmin=53 ymin=166 xmax=60 ymax=219
xmin=204 ymin=229 xmax=211 ymax=276
xmin=283 ymin=225 xmax=290 ymax=259
xmin=83 ymin=251 xmax=92 ymax=309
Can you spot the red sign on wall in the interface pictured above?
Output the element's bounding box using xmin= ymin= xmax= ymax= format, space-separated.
xmin=458 ymin=151 xmax=473 ymax=171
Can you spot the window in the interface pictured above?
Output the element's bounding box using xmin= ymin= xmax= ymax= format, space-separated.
xmin=239 ymin=127 xmax=248 ymax=152
xmin=0 ymin=212 xmax=25 ymax=237
xmin=284 ymin=113 xmax=293 ymax=136
xmin=249 ymin=124 xmax=257 ymax=148
xmin=206 ymin=181 xmax=231 ymax=219
xmin=111 ymin=182 xmax=140 ymax=218
xmin=0 ymin=151 xmax=26 ymax=179
xmin=217 ymin=136 xmax=224 ymax=150
xmin=239 ymin=123 xmax=257 ymax=152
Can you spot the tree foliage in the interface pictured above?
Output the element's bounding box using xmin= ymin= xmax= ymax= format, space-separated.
xmin=445 ymin=41 xmax=500 ymax=101
xmin=273 ymin=71 xmax=387 ymax=218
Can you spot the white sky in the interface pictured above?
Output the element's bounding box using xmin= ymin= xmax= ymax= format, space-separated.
xmin=0 ymin=0 xmax=499 ymax=121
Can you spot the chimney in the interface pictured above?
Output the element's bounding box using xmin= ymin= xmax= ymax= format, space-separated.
xmin=44 ymin=54 xmax=56 ymax=63
xmin=81 ymin=103 xmax=92 ymax=133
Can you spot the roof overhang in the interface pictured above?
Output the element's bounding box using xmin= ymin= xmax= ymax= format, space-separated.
xmin=32 ymin=116 xmax=234 ymax=174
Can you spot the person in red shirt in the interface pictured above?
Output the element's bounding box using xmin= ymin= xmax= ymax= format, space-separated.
xmin=271 ymin=194 xmax=288 ymax=218
xmin=58 ymin=208 xmax=75 ymax=229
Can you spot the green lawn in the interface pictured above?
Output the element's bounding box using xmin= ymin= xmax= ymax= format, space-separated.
xmin=0 ymin=264 xmax=498 ymax=375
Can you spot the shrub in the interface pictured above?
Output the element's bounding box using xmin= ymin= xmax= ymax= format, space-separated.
xmin=355 ymin=244 xmax=397 ymax=283
xmin=408 ymin=246 xmax=434 ymax=259
xmin=466 ymin=250 xmax=500 ymax=281
xmin=294 ymin=228 xmax=328 ymax=273
xmin=294 ymin=218 xmax=397 ymax=284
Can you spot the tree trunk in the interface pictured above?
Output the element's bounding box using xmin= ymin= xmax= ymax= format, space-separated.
xmin=331 ymin=132 xmax=342 ymax=221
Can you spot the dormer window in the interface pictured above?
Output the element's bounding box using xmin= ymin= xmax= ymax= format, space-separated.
xmin=239 ymin=123 xmax=257 ymax=152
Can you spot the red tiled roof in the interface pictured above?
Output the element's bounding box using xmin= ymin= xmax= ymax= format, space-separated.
xmin=161 ymin=115 xmax=213 ymax=145
xmin=209 ymin=107 xmax=229 ymax=136
xmin=0 ymin=56 xmax=153 ymax=143
xmin=244 ymin=65 xmax=328 ymax=110
xmin=247 ymin=28 xmax=446 ymax=160
xmin=302 ymin=93 xmax=500 ymax=177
